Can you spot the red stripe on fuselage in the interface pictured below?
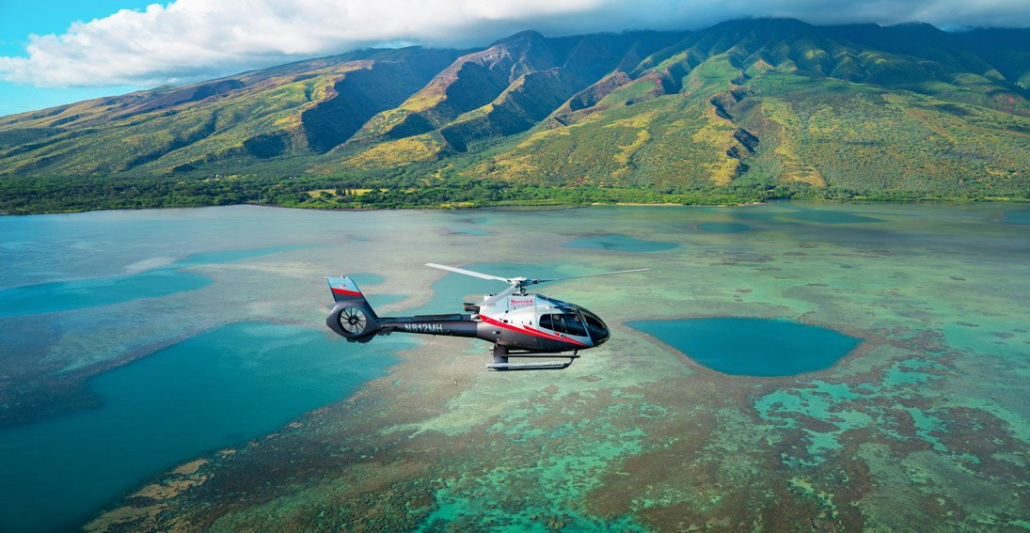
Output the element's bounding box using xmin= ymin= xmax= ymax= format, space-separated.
xmin=331 ymin=287 xmax=363 ymax=297
xmin=480 ymin=315 xmax=588 ymax=347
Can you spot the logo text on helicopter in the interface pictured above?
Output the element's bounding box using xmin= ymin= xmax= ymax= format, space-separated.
xmin=508 ymin=297 xmax=535 ymax=308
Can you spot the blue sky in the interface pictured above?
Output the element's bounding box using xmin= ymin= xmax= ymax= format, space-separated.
xmin=1 ymin=0 xmax=1028 ymax=118
xmin=0 ymin=1 xmax=155 ymax=115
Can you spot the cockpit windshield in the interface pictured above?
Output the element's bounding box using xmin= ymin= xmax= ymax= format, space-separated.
xmin=580 ymin=309 xmax=609 ymax=345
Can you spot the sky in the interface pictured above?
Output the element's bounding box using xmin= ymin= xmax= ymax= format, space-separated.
xmin=1 ymin=0 xmax=1028 ymax=117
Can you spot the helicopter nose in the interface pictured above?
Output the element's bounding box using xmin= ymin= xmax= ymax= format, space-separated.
xmin=580 ymin=309 xmax=609 ymax=346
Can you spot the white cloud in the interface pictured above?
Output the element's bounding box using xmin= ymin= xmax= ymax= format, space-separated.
xmin=1 ymin=0 xmax=1027 ymax=88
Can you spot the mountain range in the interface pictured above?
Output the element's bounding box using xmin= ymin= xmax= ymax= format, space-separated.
xmin=1 ymin=18 xmax=1028 ymax=213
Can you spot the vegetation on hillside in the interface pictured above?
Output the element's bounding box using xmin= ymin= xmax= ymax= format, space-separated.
xmin=0 ymin=19 xmax=1027 ymax=214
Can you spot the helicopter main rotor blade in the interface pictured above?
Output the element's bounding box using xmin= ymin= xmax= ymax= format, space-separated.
xmin=532 ymin=268 xmax=650 ymax=285
xmin=478 ymin=284 xmax=520 ymax=308
xmin=425 ymin=263 xmax=510 ymax=283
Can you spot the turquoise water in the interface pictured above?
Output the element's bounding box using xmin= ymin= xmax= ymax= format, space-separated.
xmin=1002 ymin=209 xmax=1030 ymax=224
xmin=2 ymin=204 xmax=1027 ymax=531
xmin=349 ymin=273 xmax=386 ymax=286
xmin=564 ymin=234 xmax=678 ymax=252
xmin=346 ymin=273 xmax=408 ymax=307
xmin=166 ymin=245 xmax=316 ymax=267
xmin=698 ymin=222 xmax=751 ymax=233
xmin=733 ymin=203 xmax=885 ymax=225
xmin=0 ymin=245 xmax=312 ymax=316
xmin=0 ymin=269 xmax=211 ymax=316
xmin=784 ymin=210 xmax=884 ymax=224
xmin=628 ymin=318 xmax=861 ymax=376
xmin=0 ymin=322 xmax=406 ymax=532
xmin=451 ymin=227 xmax=491 ymax=236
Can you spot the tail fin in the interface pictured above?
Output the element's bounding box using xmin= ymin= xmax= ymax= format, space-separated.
xmin=326 ymin=277 xmax=379 ymax=343
xmin=328 ymin=276 xmax=369 ymax=304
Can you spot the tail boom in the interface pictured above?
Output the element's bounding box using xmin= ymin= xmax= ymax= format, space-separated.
xmin=326 ymin=277 xmax=479 ymax=343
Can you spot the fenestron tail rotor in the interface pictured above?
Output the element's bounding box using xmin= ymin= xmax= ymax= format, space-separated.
xmin=339 ymin=307 xmax=368 ymax=335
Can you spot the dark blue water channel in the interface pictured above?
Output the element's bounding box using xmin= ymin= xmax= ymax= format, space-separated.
xmin=0 ymin=322 xmax=409 ymax=532
xmin=628 ymin=317 xmax=860 ymax=376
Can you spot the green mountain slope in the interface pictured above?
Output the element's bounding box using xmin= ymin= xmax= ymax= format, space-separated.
xmin=0 ymin=48 xmax=460 ymax=177
xmin=474 ymin=20 xmax=1029 ymax=195
xmin=0 ymin=19 xmax=1027 ymax=213
xmin=958 ymin=28 xmax=1030 ymax=91
xmin=339 ymin=31 xmax=684 ymax=157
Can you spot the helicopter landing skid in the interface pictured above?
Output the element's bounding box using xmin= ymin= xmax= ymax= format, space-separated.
xmin=487 ymin=345 xmax=579 ymax=371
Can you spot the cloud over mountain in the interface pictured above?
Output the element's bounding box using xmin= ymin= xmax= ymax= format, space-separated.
xmin=1 ymin=0 xmax=1028 ymax=87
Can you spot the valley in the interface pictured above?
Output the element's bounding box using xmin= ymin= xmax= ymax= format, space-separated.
xmin=1 ymin=19 xmax=1027 ymax=214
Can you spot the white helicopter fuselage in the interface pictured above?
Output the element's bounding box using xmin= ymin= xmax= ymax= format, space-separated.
xmin=326 ymin=263 xmax=641 ymax=370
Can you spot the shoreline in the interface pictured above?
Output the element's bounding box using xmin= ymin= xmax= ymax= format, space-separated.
xmin=4 ymin=196 xmax=1028 ymax=217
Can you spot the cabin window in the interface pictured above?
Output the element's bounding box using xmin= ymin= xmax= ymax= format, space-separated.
xmin=540 ymin=313 xmax=587 ymax=337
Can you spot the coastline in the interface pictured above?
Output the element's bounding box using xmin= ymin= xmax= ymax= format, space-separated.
xmin=7 ymin=195 xmax=1030 ymax=217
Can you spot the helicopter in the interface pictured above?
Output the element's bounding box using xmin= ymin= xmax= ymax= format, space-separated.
xmin=326 ymin=263 xmax=648 ymax=370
